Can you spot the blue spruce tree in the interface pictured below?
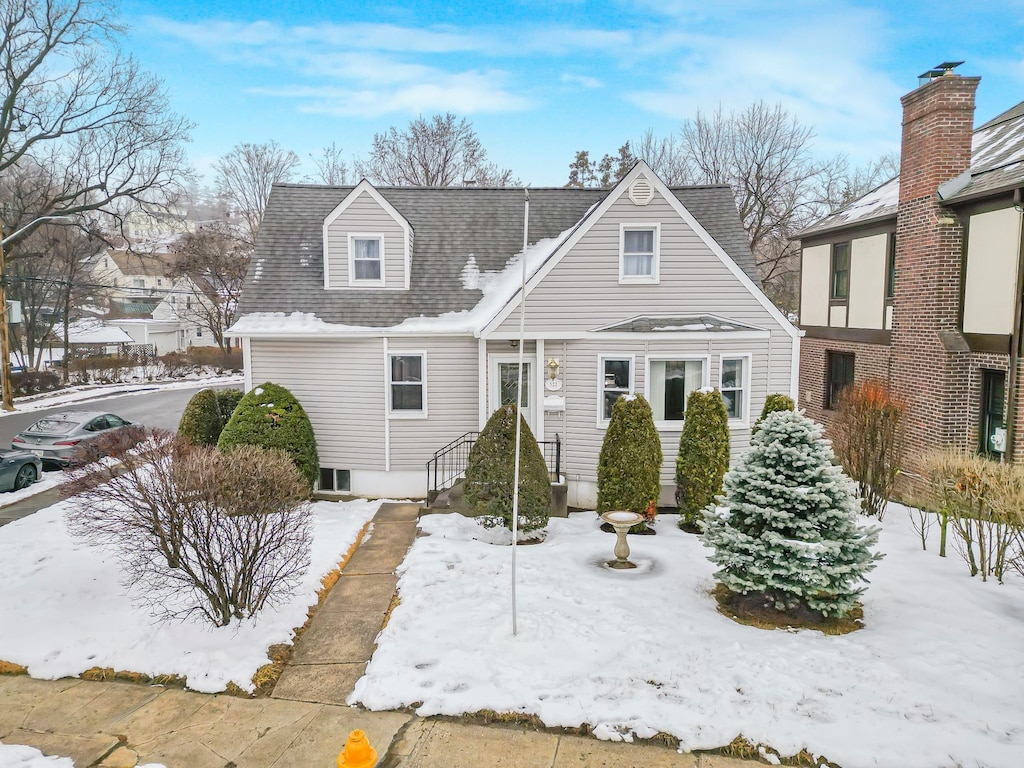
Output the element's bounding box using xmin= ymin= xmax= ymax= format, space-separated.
xmin=701 ymin=409 xmax=880 ymax=618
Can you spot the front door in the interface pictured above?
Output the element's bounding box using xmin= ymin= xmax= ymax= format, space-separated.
xmin=489 ymin=356 xmax=533 ymax=431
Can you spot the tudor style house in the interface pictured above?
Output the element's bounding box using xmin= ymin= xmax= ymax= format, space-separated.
xmin=229 ymin=161 xmax=798 ymax=505
xmin=797 ymin=64 xmax=1024 ymax=474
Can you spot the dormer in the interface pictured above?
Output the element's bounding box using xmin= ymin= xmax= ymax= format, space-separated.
xmin=323 ymin=180 xmax=413 ymax=290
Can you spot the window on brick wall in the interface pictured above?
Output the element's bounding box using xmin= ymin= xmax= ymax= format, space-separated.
xmin=980 ymin=370 xmax=1006 ymax=457
xmin=830 ymin=242 xmax=850 ymax=301
xmin=885 ymin=234 xmax=896 ymax=300
xmin=825 ymin=351 xmax=854 ymax=409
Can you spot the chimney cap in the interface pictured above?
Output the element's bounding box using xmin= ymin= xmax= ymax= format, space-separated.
xmin=917 ymin=61 xmax=965 ymax=84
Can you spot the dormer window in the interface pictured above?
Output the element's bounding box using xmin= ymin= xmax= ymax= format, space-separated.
xmin=350 ymin=235 xmax=384 ymax=286
xmin=620 ymin=224 xmax=660 ymax=283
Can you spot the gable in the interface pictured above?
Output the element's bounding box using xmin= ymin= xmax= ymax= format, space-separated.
xmin=323 ymin=182 xmax=412 ymax=290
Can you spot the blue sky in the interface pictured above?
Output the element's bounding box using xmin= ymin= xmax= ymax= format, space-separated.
xmin=119 ymin=0 xmax=1024 ymax=187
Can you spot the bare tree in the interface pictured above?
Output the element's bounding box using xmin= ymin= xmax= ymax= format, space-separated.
xmin=63 ymin=428 xmax=313 ymax=627
xmin=633 ymin=129 xmax=692 ymax=185
xmin=170 ymin=221 xmax=248 ymax=354
xmin=0 ymin=0 xmax=193 ymax=248
xmin=309 ymin=141 xmax=349 ymax=185
xmin=356 ymin=113 xmax=516 ymax=187
xmin=214 ymin=141 xmax=300 ymax=246
xmin=566 ymin=144 xmax=635 ymax=187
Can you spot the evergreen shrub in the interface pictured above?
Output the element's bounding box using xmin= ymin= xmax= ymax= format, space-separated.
xmin=178 ymin=388 xmax=241 ymax=446
xmin=464 ymin=405 xmax=551 ymax=535
xmin=597 ymin=395 xmax=662 ymax=528
xmin=754 ymin=393 xmax=795 ymax=432
xmin=217 ymin=382 xmax=319 ymax=488
xmin=701 ymin=410 xmax=880 ymax=618
xmin=675 ymin=388 xmax=730 ymax=529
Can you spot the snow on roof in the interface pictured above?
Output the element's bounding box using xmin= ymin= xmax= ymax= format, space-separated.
xmin=67 ymin=319 xmax=135 ymax=345
xmin=799 ymin=177 xmax=900 ymax=237
xmin=228 ymin=227 xmax=574 ymax=337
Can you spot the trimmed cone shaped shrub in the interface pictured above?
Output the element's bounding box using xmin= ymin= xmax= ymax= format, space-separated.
xmin=179 ymin=387 xmax=243 ymax=446
xmin=597 ymin=395 xmax=662 ymax=527
xmin=701 ymin=410 xmax=880 ymax=618
xmin=675 ymin=388 xmax=730 ymax=529
xmin=754 ymin=393 xmax=796 ymax=432
xmin=217 ymin=382 xmax=319 ymax=489
xmin=464 ymin=405 xmax=551 ymax=535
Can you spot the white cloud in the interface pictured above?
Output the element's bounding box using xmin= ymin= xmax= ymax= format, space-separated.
xmin=560 ymin=73 xmax=602 ymax=89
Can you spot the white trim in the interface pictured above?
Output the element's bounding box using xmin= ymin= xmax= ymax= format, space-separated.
xmin=488 ymin=353 xmax=535 ymax=432
xmin=230 ymin=328 xmax=772 ymax=343
xmin=480 ymin=160 xmax=799 ymax=346
xmin=535 ymin=339 xmax=545 ymax=441
xmin=242 ymin=337 xmax=252 ymax=392
xmin=618 ymin=222 xmax=660 ymax=284
xmin=386 ymin=349 xmax=428 ymax=419
xmin=347 ymin=233 xmax=386 ymax=287
xmin=596 ymin=354 xmax=636 ymax=427
xmin=478 ymin=337 xmax=487 ymax=430
xmin=587 ymin=312 xmax=767 ymax=333
xmin=790 ymin=332 xmax=800 ymax=400
xmin=719 ymin=353 xmax=752 ymax=429
xmin=322 ymin=180 xmax=412 ymax=290
xmin=382 ymin=338 xmax=390 ymax=472
xmin=643 ymin=354 xmax=711 ymax=431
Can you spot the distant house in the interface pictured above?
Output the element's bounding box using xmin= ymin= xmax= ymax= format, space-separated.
xmin=107 ymin=277 xmax=218 ymax=355
xmin=86 ymin=249 xmax=180 ymax=315
xmin=796 ymin=64 xmax=1024 ymax=473
xmin=228 ymin=161 xmax=799 ymax=503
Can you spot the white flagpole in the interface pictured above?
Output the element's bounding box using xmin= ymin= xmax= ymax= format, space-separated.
xmin=510 ymin=188 xmax=529 ymax=637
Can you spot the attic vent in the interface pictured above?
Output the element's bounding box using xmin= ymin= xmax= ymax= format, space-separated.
xmin=629 ymin=177 xmax=654 ymax=206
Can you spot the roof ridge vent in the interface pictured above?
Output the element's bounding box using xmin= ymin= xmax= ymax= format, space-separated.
xmin=629 ymin=176 xmax=654 ymax=206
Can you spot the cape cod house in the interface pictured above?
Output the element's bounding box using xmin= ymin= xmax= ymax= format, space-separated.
xmin=228 ymin=161 xmax=799 ymax=506
xmin=796 ymin=64 xmax=1024 ymax=477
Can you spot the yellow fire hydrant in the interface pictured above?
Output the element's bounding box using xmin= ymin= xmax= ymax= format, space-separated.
xmin=337 ymin=729 xmax=378 ymax=768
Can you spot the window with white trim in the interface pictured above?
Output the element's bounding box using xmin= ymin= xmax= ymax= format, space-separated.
xmin=388 ymin=353 xmax=425 ymax=414
xmin=620 ymin=225 xmax=658 ymax=282
xmin=648 ymin=359 xmax=705 ymax=422
xmin=600 ymin=357 xmax=633 ymax=421
xmin=720 ymin=357 xmax=747 ymax=421
xmin=352 ymin=236 xmax=383 ymax=282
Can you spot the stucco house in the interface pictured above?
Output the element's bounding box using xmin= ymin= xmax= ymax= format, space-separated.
xmin=228 ymin=161 xmax=798 ymax=505
xmin=796 ymin=63 xmax=1024 ymax=475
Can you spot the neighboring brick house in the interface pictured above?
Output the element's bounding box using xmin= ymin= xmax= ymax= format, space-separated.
xmin=797 ymin=63 xmax=1024 ymax=477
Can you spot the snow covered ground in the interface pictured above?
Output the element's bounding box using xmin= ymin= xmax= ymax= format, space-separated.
xmin=0 ymin=498 xmax=381 ymax=693
xmin=352 ymin=504 xmax=1024 ymax=768
xmin=0 ymin=373 xmax=243 ymax=418
xmin=0 ymin=742 xmax=163 ymax=768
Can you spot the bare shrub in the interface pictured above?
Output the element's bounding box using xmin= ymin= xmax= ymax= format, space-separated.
xmin=830 ymin=379 xmax=906 ymax=519
xmin=923 ymin=451 xmax=1022 ymax=582
xmin=63 ymin=429 xmax=313 ymax=626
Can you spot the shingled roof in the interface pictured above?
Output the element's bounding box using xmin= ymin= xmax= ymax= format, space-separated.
xmin=236 ymin=184 xmax=759 ymax=328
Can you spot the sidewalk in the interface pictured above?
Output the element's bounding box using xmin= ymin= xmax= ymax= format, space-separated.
xmin=0 ymin=502 xmax=767 ymax=767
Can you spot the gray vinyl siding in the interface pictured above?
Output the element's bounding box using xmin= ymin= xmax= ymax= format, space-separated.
xmin=248 ymin=338 xmax=386 ymax=469
xmin=493 ymin=186 xmax=795 ymax=396
xmin=388 ymin=336 xmax=480 ymax=471
xmin=325 ymin=191 xmax=407 ymax=288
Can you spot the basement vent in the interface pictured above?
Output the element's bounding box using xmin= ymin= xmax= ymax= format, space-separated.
xmin=629 ymin=177 xmax=654 ymax=206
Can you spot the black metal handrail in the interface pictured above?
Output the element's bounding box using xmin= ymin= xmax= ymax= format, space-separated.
xmin=426 ymin=431 xmax=562 ymax=503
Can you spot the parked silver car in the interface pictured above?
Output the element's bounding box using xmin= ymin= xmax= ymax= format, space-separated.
xmin=0 ymin=449 xmax=42 ymax=490
xmin=12 ymin=411 xmax=133 ymax=467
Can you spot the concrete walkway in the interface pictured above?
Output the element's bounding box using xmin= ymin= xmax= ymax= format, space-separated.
xmin=0 ymin=500 xmax=771 ymax=767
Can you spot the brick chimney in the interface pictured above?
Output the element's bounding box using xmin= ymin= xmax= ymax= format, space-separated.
xmin=891 ymin=70 xmax=980 ymax=467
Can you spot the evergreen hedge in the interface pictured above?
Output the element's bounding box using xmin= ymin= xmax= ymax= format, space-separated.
xmin=597 ymin=395 xmax=662 ymax=525
xmin=178 ymin=387 xmax=243 ymax=446
xmin=754 ymin=393 xmax=796 ymax=432
xmin=217 ymin=382 xmax=319 ymax=488
xmin=464 ymin=405 xmax=551 ymax=535
xmin=675 ymin=388 xmax=730 ymax=529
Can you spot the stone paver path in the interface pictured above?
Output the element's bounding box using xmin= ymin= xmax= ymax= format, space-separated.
xmin=270 ymin=501 xmax=420 ymax=706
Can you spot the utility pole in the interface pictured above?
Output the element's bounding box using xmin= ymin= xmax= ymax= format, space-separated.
xmin=0 ymin=216 xmax=73 ymax=410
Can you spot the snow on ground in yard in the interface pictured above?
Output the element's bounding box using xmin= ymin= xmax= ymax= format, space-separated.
xmin=0 ymin=498 xmax=381 ymax=693
xmin=352 ymin=503 xmax=1024 ymax=768
xmin=0 ymin=471 xmax=62 ymax=508
xmin=0 ymin=374 xmax=243 ymax=418
xmin=0 ymin=742 xmax=164 ymax=768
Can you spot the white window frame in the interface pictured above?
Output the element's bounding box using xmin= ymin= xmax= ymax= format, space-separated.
xmin=596 ymin=354 xmax=635 ymax=426
xmin=348 ymin=233 xmax=386 ymax=287
xmin=644 ymin=354 xmax=710 ymax=430
xmin=619 ymin=223 xmax=660 ymax=284
xmin=387 ymin=350 xmax=427 ymax=419
xmin=719 ymin=353 xmax=752 ymax=428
